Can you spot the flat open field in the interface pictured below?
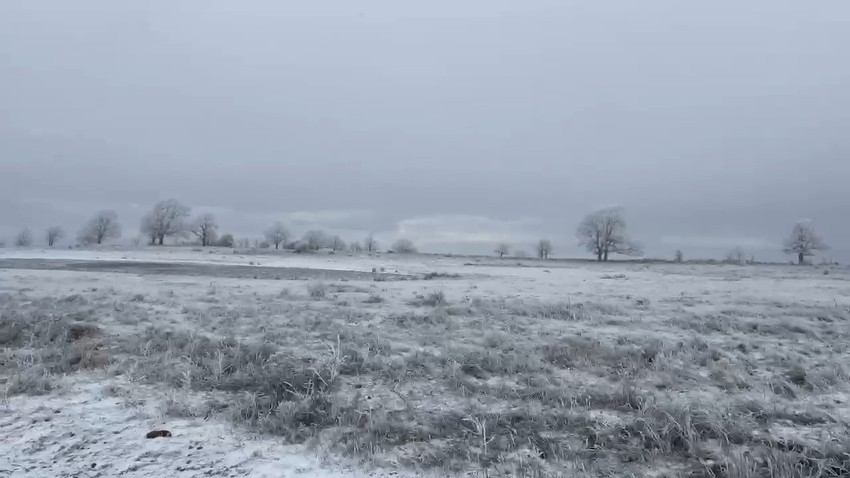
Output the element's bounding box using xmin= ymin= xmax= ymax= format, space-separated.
xmin=2 ymin=248 xmax=849 ymax=477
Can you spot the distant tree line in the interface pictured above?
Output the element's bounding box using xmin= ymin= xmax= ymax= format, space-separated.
xmin=1 ymin=200 xmax=832 ymax=265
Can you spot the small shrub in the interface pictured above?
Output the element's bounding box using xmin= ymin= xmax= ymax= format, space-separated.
xmin=308 ymin=283 xmax=327 ymax=299
xmin=411 ymin=291 xmax=448 ymax=307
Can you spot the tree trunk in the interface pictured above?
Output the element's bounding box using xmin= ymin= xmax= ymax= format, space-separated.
xmin=596 ymin=250 xmax=603 ymax=262
xmin=275 ymin=243 xmax=279 ymax=250
xmin=603 ymin=249 xmax=609 ymax=262
xmin=157 ymin=235 xmax=164 ymax=245
xmin=798 ymin=252 xmax=804 ymax=265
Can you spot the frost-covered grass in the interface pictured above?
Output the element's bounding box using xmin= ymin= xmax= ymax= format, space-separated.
xmin=2 ymin=255 xmax=850 ymax=477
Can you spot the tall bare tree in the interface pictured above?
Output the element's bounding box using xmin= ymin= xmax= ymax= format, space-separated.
xmin=14 ymin=228 xmax=33 ymax=247
xmin=331 ymin=236 xmax=347 ymax=252
xmin=674 ymin=249 xmax=684 ymax=263
xmin=576 ymin=207 xmax=642 ymax=262
xmin=45 ymin=226 xmax=65 ymax=247
xmin=140 ymin=200 xmax=190 ymax=245
xmin=495 ymin=243 xmax=511 ymax=259
xmin=392 ymin=238 xmax=417 ymax=254
xmin=783 ymin=220 xmax=828 ymax=265
xmin=264 ymin=222 xmax=290 ymax=250
xmin=190 ymin=213 xmax=218 ymax=247
xmin=537 ymin=239 xmax=553 ymax=260
xmin=80 ymin=210 xmax=121 ymax=245
xmin=364 ymin=233 xmax=378 ymax=253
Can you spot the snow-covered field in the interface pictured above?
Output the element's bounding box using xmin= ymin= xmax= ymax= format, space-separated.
xmin=2 ymin=247 xmax=849 ymax=477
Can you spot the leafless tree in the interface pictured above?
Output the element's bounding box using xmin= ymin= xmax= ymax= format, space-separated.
xmin=190 ymin=213 xmax=218 ymax=247
xmin=303 ymin=230 xmax=331 ymax=251
xmin=674 ymin=249 xmax=684 ymax=263
xmin=495 ymin=243 xmax=511 ymax=259
xmin=349 ymin=241 xmax=363 ymax=253
xmin=140 ymin=200 xmax=190 ymax=245
xmin=217 ymin=234 xmax=235 ymax=248
xmin=264 ymin=222 xmax=290 ymax=250
xmin=576 ymin=207 xmax=642 ymax=262
xmin=726 ymin=247 xmax=745 ymax=264
xmin=537 ymin=239 xmax=553 ymax=260
xmin=80 ymin=210 xmax=122 ymax=245
xmin=364 ymin=233 xmax=378 ymax=253
xmin=783 ymin=220 xmax=828 ymax=265
xmin=392 ymin=238 xmax=417 ymax=254
xmin=45 ymin=226 xmax=65 ymax=247
xmin=331 ymin=236 xmax=346 ymax=251
xmin=15 ymin=228 xmax=33 ymax=247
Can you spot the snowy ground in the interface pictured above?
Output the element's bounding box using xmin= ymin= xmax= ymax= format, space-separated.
xmin=2 ymin=247 xmax=849 ymax=477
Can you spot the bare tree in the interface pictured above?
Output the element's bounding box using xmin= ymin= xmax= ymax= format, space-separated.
xmin=495 ymin=243 xmax=511 ymax=259
xmin=783 ymin=220 xmax=828 ymax=265
xmin=576 ymin=207 xmax=642 ymax=262
xmin=303 ymin=230 xmax=330 ymax=251
xmin=217 ymin=233 xmax=235 ymax=248
xmin=725 ymin=247 xmax=745 ymax=264
xmin=392 ymin=238 xmax=417 ymax=254
xmin=349 ymin=241 xmax=363 ymax=253
xmin=264 ymin=222 xmax=290 ymax=250
xmin=190 ymin=214 xmax=218 ymax=247
xmin=331 ymin=236 xmax=346 ymax=252
xmin=674 ymin=249 xmax=684 ymax=263
xmin=80 ymin=210 xmax=122 ymax=245
xmin=140 ymin=200 xmax=190 ymax=245
xmin=537 ymin=239 xmax=553 ymax=260
xmin=364 ymin=233 xmax=378 ymax=253
xmin=45 ymin=226 xmax=65 ymax=247
xmin=14 ymin=228 xmax=33 ymax=247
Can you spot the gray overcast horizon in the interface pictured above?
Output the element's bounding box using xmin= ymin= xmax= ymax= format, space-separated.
xmin=1 ymin=1 xmax=848 ymax=261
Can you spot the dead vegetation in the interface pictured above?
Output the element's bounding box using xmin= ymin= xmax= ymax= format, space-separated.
xmin=2 ymin=263 xmax=850 ymax=477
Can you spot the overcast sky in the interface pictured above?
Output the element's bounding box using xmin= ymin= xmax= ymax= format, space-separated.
xmin=1 ymin=1 xmax=848 ymax=260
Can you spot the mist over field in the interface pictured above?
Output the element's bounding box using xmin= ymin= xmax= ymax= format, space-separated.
xmin=2 ymin=3 xmax=850 ymax=477
xmin=2 ymin=1 xmax=849 ymax=261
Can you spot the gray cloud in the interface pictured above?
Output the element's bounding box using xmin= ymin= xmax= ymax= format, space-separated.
xmin=1 ymin=0 xmax=848 ymax=260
